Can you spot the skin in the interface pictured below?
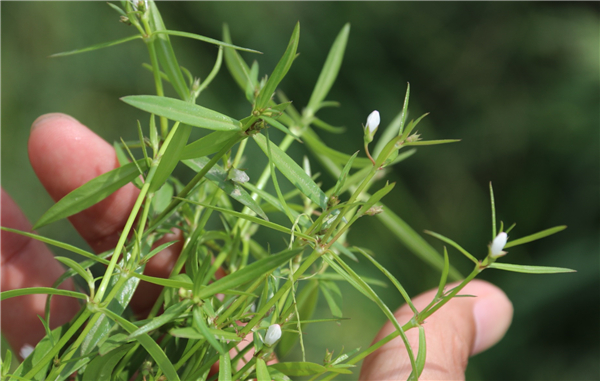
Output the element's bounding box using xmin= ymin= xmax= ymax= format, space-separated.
xmin=1 ymin=113 xmax=513 ymax=378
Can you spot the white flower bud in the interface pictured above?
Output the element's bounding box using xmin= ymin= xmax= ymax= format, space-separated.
xmin=264 ymin=324 xmax=281 ymax=346
xmin=490 ymin=232 xmax=508 ymax=258
xmin=365 ymin=110 xmax=380 ymax=135
xmin=20 ymin=344 xmax=34 ymax=359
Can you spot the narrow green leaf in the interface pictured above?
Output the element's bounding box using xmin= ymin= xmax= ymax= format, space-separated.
xmin=269 ymin=362 xmax=329 ymax=377
xmin=408 ymin=325 xmax=426 ymax=380
xmin=183 ymin=156 xmax=267 ymax=220
xmin=397 ymin=83 xmax=411 ymax=136
xmin=193 ymin=306 xmax=226 ymax=355
xmin=424 ymin=230 xmax=478 ymax=264
xmin=376 ymin=209 xmax=462 ymax=280
xmin=181 ymin=131 xmax=242 ymax=160
xmin=178 ymin=199 xmax=314 ymax=241
xmin=1 ymin=349 xmax=12 ymax=377
xmin=127 ymin=300 xmax=192 ymax=340
xmin=353 ymin=247 xmax=416 ymax=314
xmin=98 ymin=333 xmax=131 ymax=356
xmin=489 ymin=182 xmax=497 ymax=239
xmin=436 ymin=247 xmax=450 ymax=300
xmin=142 ymin=241 xmax=177 ymax=263
xmin=50 ymin=35 xmax=142 ymax=57
xmin=81 ymin=344 xmax=133 ymax=381
xmin=313 ymin=272 xmax=387 ymax=288
xmin=488 ymin=263 xmax=576 ymax=274
xmin=218 ymin=351 xmax=232 ymax=381
xmin=256 ymin=359 xmax=271 ymax=381
xmin=311 ymin=117 xmax=346 ymax=134
xmin=33 ymin=159 xmax=148 ymax=229
xmin=0 ymin=228 xmax=109 ymax=265
xmin=255 ymin=23 xmax=300 ymax=110
xmin=222 ymin=24 xmax=256 ymax=95
xmin=149 ymin=123 xmax=191 ymax=193
xmin=358 ymin=182 xmax=395 ymax=216
xmin=153 ymin=30 xmax=260 ymax=53
xmin=263 ymin=116 xmax=299 ymax=140
xmin=253 ymin=133 xmax=328 ymax=209
xmin=54 ymin=257 xmax=93 ymax=285
xmin=303 ymin=128 xmax=372 ymax=168
xmin=332 ymin=151 xmax=358 ymax=197
xmin=1 ymin=288 xmax=88 ymax=302
xmin=319 ymin=281 xmax=343 ymax=317
xmin=195 ymin=248 xmax=303 ymax=300
xmin=129 ymin=272 xmax=192 ymax=289
xmin=323 ymin=253 xmax=418 ymax=376
xmin=106 ymin=2 xmax=126 ymax=16
xmin=122 ymin=95 xmax=241 ymax=131
xmin=169 ymin=327 xmax=241 ymax=342
xmin=306 ymin=23 xmax=350 ymax=115
xmin=400 ymin=112 xmax=429 ymax=141
xmin=504 ymin=226 xmax=567 ymax=249
xmin=101 ymin=308 xmax=180 ymax=381
xmin=147 ymin=1 xmax=190 ymax=101
xmin=404 ymin=139 xmax=460 ymax=146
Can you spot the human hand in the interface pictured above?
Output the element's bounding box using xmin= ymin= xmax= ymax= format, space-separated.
xmin=360 ymin=279 xmax=513 ymax=380
xmin=1 ymin=113 xmax=183 ymax=356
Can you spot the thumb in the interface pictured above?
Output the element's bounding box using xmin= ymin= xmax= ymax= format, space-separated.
xmin=360 ymin=279 xmax=513 ymax=380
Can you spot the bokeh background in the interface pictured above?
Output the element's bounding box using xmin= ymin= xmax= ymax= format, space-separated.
xmin=2 ymin=2 xmax=599 ymax=380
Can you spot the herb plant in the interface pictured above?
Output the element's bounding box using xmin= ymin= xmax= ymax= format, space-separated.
xmin=1 ymin=1 xmax=574 ymax=380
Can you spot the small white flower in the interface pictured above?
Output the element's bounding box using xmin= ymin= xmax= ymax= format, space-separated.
xmin=264 ymin=324 xmax=282 ymax=346
xmin=490 ymin=232 xmax=508 ymax=258
xmin=20 ymin=344 xmax=34 ymax=359
xmin=365 ymin=110 xmax=380 ymax=134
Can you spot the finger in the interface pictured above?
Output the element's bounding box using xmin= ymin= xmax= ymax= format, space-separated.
xmin=360 ymin=279 xmax=513 ymax=380
xmin=28 ymin=113 xmax=181 ymax=313
xmin=1 ymin=188 xmax=80 ymax=357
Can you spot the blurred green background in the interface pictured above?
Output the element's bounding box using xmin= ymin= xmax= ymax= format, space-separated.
xmin=2 ymin=2 xmax=598 ymax=380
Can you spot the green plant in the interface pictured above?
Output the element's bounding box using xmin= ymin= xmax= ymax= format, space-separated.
xmin=0 ymin=1 xmax=574 ymax=380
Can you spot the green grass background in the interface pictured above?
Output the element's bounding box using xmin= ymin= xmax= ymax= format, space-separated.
xmin=2 ymin=2 xmax=599 ymax=380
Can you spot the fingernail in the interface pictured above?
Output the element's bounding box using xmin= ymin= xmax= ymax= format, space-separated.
xmin=31 ymin=113 xmax=78 ymax=131
xmin=471 ymin=290 xmax=514 ymax=355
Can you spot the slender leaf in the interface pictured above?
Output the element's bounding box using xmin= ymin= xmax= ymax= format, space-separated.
xmin=0 ymin=228 xmax=109 ymax=265
xmin=488 ymin=263 xmax=576 ymax=274
xmin=127 ymin=300 xmax=192 ymax=340
xmin=222 ymin=24 xmax=256 ymax=95
xmin=303 ymin=128 xmax=372 ymax=168
xmin=270 ymin=362 xmax=329 ymax=377
xmin=81 ymin=344 xmax=134 ymax=381
xmin=169 ymin=327 xmax=241 ymax=342
xmin=424 ymin=230 xmax=478 ymax=264
xmin=181 ymin=131 xmax=242 ymax=160
xmin=332 ymin=151 xmax=358 ymax=197
xmin=193 ymin=306 xmax=226 ymax=355
xmin=50 ymin=35 xmax=142 ymax=57
xmin=153 ymin=30 xmax=260 ymax=53
xmin=101 ymin=308 xmax=180 ymax=381
xmin=319 ymin=281 xmax=343 ymax=317
xmin=376 ymin=208 xmax=462 ymax=280
xmin=149 ymin=123 xmax=191 ymax=192
xmin=436 ymin=247 xmax=450 ymax=300
xmin=504 ymin=226 xmax=567 ymax=249
xmin=183 ymin=156 xmax=267 ymax=220
xmin=195 ymin=248 xmax=303 ymax=299
xmin=255 ymin=23 xmax=300 ymax=110
xmin=404 ymin=139 xmax=460 ymax=146
xmin=0 ymin=287 xmax=88 ymax=302
xmin=311 ymin=117 xmax=346 ymax=134
xmin=219 ymin=351 xmax=233 ymax=381
xmin=408 ymin=325 xmax=426 ymax=380
xmin=353 ymin=247 xmax=416 ymax=313
xmin=306 ymin=23 xmax=350 ymax=114
xmin=256 ymin=359 xmax=271 ymax=381
xmin=129 ymin=272 xmax=192 ymax=289
xmin=178 ymin=199 xmax=313 ymax=241
xmin=147 ymin=0 xmax=190 ymax=101
xmin=54 ymin=257 xmax=93 ymax=285
xmin=121 ymin=95 xmax=241 ymax=131
xmin=357 ymin=182 xmax=395 ymax=216
xmin=253 ymin=133 xmax=328 ymax=209
xmin=34 ymin=159 xmax=148 ymax=229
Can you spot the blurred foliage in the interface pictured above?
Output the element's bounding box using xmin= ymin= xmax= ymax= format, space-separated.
xmin=2 ymin=2 xmax=598 ymax=380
